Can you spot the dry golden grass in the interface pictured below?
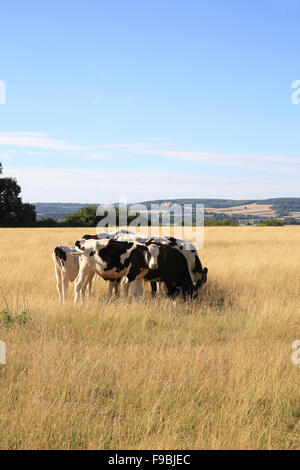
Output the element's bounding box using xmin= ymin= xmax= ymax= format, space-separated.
xmin=0 ymin=226 xmax=299 ymax=450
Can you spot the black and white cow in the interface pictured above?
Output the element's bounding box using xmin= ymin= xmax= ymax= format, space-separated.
xmin=158 ymin=237 xmax=207 ymax=294
xmin=52 ymin=245 xmax=94 ymax=302
xmin=143 ymin=244 xmax=193 ymax=300
xmin=115 ymin=231 xmax=207 ymax=297
xmin=70 ymin=238 xmax=151 ymax=303
xmin=144 ymin=243 xmax=207 ymax=301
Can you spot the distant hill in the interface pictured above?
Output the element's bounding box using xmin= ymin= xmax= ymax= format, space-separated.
xmin=141 ymin=199 xmax=256 ymax=209
xmin=140 ymin=198 xmax=300 ymax=220
xmin=34 ymin=203 xmax=97 ymax=221
xmin=34 ymin=198 xmax=300 ymax=222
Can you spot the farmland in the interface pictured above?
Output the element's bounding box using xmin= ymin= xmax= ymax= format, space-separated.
xmin=0 ymin=227 xmax=299 ymax=449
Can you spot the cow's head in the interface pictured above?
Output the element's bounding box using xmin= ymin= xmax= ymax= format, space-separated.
xmin=146 ymin=243 xmax=160 ymax=270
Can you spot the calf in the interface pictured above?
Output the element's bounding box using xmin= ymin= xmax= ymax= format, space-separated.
xmin=52 ymin=245 xmax=94 ymax=302
xmin=71 ymin=238 xmax=150 ymax=303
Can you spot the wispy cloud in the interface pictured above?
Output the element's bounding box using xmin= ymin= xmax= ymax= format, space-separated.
xmin=0 ymin=153 xmax=14 ymax=161
xmin=135 ymin=149 xmax=300 ymax=168
xmin=1 ymin=132 xmax=300 ymax=202
xmin=1 ymin=132 xmax=299 ymax=173
xmin=0 ymin=132 xmax=93 ymax=151
xmin=0 ymin=132 xmax=153 ymax=152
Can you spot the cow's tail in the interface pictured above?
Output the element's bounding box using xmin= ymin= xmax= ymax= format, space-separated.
xmin=52 ymin=247 xmax=63 ymax=272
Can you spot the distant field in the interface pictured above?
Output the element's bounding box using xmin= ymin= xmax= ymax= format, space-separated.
xmin=205 ymin=202 xmax=276 ymax=217
xmin=0 ymin=227 xmax=299 ymax=449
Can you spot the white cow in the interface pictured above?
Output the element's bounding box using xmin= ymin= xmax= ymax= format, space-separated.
xmin=52 ymin=245 xmax=94 ymax=302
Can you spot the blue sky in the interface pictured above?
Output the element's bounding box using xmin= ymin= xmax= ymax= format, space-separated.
xmin=0 ymin=0 xmax=300 ymax=202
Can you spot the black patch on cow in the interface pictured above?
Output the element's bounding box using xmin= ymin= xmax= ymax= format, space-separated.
xmin=167 ymin=237 xmax=177 ymax=247
xmin=98 ymin=240 xmax=134 ymax=273
xmin=82 ymin=234 xmax=99 ymax=240
xmin=75 ymin=240 xmax=84 ymax=250
xmin=89 ymin=250 xmax=95 ymax=257
xmin=54 ymin=247 xmax=67 ymax=266
xmin=126 ymin=245 xmax=148 ymax=282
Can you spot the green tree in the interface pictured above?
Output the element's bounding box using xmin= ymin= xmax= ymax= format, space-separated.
xmin=0 ymin=163 xmax=36 ymax=227
xmin=61 ymin=205 xmax=140 ymax=227
xmin=258 ymin=219 xmax=284 ymax=226
xmin=35 ymin=217 xmax=58 ymax=227
xmin=204 ymin=217 xmax=239 ymax=226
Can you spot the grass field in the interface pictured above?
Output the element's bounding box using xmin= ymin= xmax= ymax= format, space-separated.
xmin=0 ymin=227 xmax=299 ymax=450
xmin=205 ymin=202 xmax=276 ymax=217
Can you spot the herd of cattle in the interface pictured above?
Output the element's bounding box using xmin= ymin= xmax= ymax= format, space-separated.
xmin=52 ymin=230 xmax=208 ymax=303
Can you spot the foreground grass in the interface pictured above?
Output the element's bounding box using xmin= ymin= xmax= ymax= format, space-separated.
xmin=0 ymin=227 xmax=299 ymax=449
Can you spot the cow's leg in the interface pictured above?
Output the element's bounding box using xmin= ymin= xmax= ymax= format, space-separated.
xmin=165 ymin=282 xmax=179 ymax=302
xmin=129 ymin=277 xmax=144 ymax=298
xmin=54 ymin=266 xmax=62 ymax=302
xmin=113 ymin=279 xmax=120 ymax=298
xmin=82 ymin=271 xmax=94 ymax=298
xmin=123 ymin=278 xmax=129 ymax=299
xmin=129 ymin=279 xmax=139 ymax=297
xmin=108 ymin=280 xmax=114 ymax=298
xmin=162 ymin=283 xmax=168 ymax=296
xmin=86 ymin=272 xmax=94 ymax=294
xmin=61 ymin=274 xmax=70 ymax=302
xmin=150 ymin=282 xmax=157 ymax=297
xmin=74 ymin=266 xmax=90 ymax=304
xmin=136 ymin=277 xmax=144 ymax=297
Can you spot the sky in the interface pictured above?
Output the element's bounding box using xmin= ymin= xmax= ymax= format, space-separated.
xmin=0 ymin=0 xmax=300 ymax=203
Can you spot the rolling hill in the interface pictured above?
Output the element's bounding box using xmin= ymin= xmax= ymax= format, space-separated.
xmin=34 ymin=198 xmax=300 ymax=222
